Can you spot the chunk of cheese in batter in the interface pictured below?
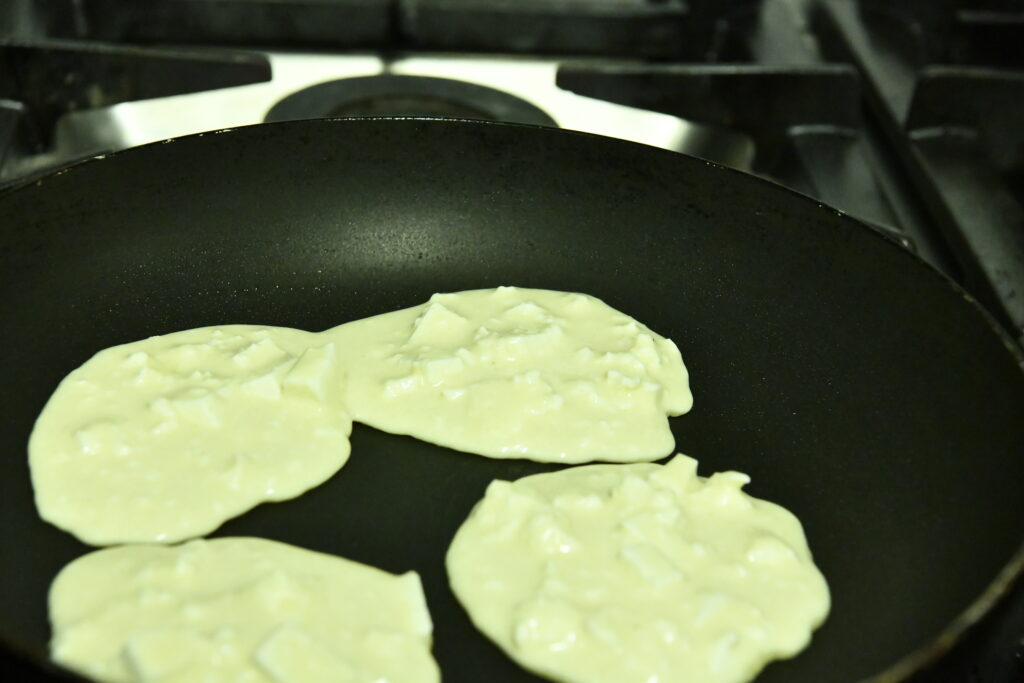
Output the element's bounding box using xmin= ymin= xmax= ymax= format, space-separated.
xmin=29 ymin=326 xmax=352 ymax=545
xmin=446 ymin=455 xmax=830 ymax=683
xmin=325 ymin=287 xmax=692 ymax=463
xmin=49 ymin=538 xmax=439 ymax=683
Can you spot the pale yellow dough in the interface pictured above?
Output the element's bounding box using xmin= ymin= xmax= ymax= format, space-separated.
xmin=29 ymin=326 xmax=352 ymax=545
xmin=49 ymin=537 xmax=439 ymax=683
xmin=325 ymin=286 xmax=692 ymax=463
xmin=446 ymin=455 xmax=830 ymax=683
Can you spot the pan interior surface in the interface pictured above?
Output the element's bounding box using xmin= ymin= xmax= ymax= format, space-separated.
xmin=1 ymin=119 xmax=1022 ymax=683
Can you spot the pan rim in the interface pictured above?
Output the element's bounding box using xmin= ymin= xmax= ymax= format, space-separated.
xmin=2 ymin=116 xmax=1022 ymax=683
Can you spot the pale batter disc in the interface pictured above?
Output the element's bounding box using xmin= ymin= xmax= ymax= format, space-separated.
xmin=29 ymin=325 xmax=352 ymax=545
xmin=446 ymin=454 xmax=830 ymax=683
xmin=325 ymin=286 xmax=692 ymax=463
xmin=49 ymin=537 xmax=439 ymax=683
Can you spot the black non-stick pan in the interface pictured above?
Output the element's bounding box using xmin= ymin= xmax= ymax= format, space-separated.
xmin=1 ymin=119 xmax=1022 ymax=682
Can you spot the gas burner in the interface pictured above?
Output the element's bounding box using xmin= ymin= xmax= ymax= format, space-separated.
xmin=264 ymin=75 xmax=557 ymax=127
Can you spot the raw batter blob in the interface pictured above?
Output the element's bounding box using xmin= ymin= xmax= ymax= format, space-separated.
xmin=446 ymin=455 xmax=830 ymax=683
xmin=49 ymin=537 xmax=439 ymax=683
xmin=29 ymin=326 xmax=352 ymax=545
xmin=326 ymin=286 xmax=692 ymax=463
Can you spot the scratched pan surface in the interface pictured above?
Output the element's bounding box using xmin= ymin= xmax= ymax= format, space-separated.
xmin=1 ymin=119 xmax=1022 ymax=682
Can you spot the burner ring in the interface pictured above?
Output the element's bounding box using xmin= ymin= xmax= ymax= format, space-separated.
xmin=264 ymin=75 xmax=557 ymax=127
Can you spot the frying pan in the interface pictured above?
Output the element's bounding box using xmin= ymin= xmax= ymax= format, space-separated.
xmin=1 ymin=118 xmax=1022 ymax=683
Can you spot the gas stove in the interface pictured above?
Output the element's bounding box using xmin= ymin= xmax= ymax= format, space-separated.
xmin=2 ymin=1 xmax=1023 ymax=681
